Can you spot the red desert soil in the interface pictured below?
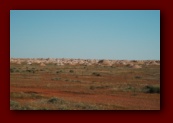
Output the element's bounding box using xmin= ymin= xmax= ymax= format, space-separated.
xmin=11 ymin=86 xmax=159 ymax=110
xmin=10 ymin=59 xmax=160 ymax=110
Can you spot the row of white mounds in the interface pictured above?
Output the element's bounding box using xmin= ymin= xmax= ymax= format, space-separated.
xmin=10 ymin=58 xmax=160 ymax=68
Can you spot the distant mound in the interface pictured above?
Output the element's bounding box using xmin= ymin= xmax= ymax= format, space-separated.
xmin=10 ymin=58 xmax=160 ymax=67
xmin=98 ymin=60 xmax=112 ymax=66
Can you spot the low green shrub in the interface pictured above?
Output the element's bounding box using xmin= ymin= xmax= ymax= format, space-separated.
xmin=47 ymin=97 xmax=65 ymax=104
xmin=92 ymin=72 xmax=101 ymax=76
xmin=143 ymin=85 xmax=160 ymax=93
xmin=69 ymin=70 xmax=74 ymax=73
xmin=135 ymin=76 xmax=142 ymax=79
xmin=10 ymin=100 xmax=20 ymax=109
xmin=10 ymin=100 xmax=34 ymax=110
xmin=10 ymin=68 xmax=14 ymax=73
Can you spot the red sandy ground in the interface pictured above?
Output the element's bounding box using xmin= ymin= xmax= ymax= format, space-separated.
xmin=10 ymin=67 xmax=160 ymax=110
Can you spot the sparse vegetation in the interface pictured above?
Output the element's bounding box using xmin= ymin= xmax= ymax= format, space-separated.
xmin=56 ymin=70 xmax=62 ymax=73
xmin=10 ymin=68 xmax=14 ymax=73
xmin=92 ymin=72 xmax=101 ymax=76
xmin=69 ymin=70 xmax=74 ymax=73
xmin=90 ymin=85 xmax=109 ymax=90
xmin=10 ymin=68 xmax=21 ymax=73
xmin=51 ymin=78 xmax=61 ymax=81
xmin=10 ymin=97 xmax=103 ymax=110
xmin=143 ymin=85 xmax=160 ymax=94
xmin=135 ymin=76 xmax=142 ymax=79
xmin=10 ymin=100 xmax=34 ymax=110
xmin=10 ymin=59 xmax=160 ymax=110
xmin=47 ymin=97 xmax=64 ymax=104
xmin=10 ymin=100 xmax=20 ymax=109
xmin=10 ymin=92 xmax=43 ymax=99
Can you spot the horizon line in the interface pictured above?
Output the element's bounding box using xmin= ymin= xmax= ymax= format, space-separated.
xmin=10 ymin=57 xmax=160 ymax=61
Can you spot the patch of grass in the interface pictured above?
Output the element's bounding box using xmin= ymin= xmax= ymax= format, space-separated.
xmin=47 ymin=97 xmax=58 ymax=104
xmin=135 ymin=76 xmax=142 ymax=79
xmin=18 ymin=105 xmax=34 ymax=110
xmin=90 ymin=85 xmax=109 ymax=90
xmin=10 ymin=100 xmax=36 ymax=110
xmin=15 ymin=70 xmax=20 ymax=72
xmin=56 ymin=70 xmax=63 ymax=73
xmin=10 ymin=96 xmax=122 ymax=110
xmin=51 ymin=78 xmax=61 ymax=81
xmin=10 ymin=92 xmax=43 ymax=99
xmin=90 ymin=86 xmax=96 ymax=90
xmin=10 ymin=100 xmax=20 ymax=110
xmin=74 ymin=103 xmax=100 ymax=110
xmin=10 ymin=68 xmax=21 ymax=73
xmin=26 ymin=69 xmax=31 ymax=72
xmin=10 ymin=68 xmax=14 ymax=73
xmin=125 ymin=85 xmax=135 ymax=91
xmin=142 ymin=85 xmax=160 ymax=94
xmin=47 ymin=97 xmax=101 ymax=110
xmin=92 ymin=72 xmax=101 ymax=76
xmin=47 ymin=97 xmax=65 ymax=104
xmin=26 ymin=69 xmax=35 ymax=73
xmin=69 ymin=70 xmax=74 ymax=73
xmin=38 ymin=107 xmax=50 ymax=110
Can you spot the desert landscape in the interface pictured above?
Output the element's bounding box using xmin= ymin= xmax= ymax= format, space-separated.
xmin=10 ymin=58 xmax=160 ymax=110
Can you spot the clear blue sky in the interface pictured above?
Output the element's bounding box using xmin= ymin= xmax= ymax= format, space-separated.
xmin=10 ymin=10 xmax=160 ymax=60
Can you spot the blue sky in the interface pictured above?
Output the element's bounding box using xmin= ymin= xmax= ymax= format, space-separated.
xmin=10 ymin=10 xmax=160 ymax=60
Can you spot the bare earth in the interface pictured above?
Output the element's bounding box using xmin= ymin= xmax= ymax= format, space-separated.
xmin=10 ymin=58 xmax=160 ymax=110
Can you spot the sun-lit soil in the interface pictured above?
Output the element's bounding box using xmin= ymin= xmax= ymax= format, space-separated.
xmin=10 ymin=62 xmax=160 ymax=110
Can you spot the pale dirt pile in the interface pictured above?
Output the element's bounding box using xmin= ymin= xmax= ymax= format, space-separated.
xmin=98 ymin=60 xmax=112 ymax=66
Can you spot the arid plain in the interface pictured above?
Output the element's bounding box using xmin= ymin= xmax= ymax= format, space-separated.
xmin=10 ymin=58 xmax=160 ymax=110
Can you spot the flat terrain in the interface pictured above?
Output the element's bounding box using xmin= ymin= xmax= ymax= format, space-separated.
xmin=10 ymin=59 xmax=160 ymax=110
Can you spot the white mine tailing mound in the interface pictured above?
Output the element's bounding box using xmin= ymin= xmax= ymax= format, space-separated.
xmin=10 ymin=58 xmax=160 ymax=67
xmin=98 ymin=60 xmax=112 ymax=66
